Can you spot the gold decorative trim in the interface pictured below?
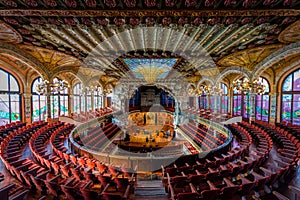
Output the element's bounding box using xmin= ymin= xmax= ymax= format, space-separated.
xmin=0 ymin=9 xmax=299 ymax=17
xmin=278 ymin=19 xmax=300 ymax=43
xmin=0 ymin=19 xmax=22 ymax=43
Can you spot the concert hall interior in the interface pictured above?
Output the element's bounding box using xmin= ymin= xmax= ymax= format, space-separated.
xmin=0 ymin=1 xmax=300 ymax=200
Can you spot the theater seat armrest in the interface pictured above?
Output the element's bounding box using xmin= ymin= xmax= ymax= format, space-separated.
xmin=123 ymin=185 xmax=130 ymax=199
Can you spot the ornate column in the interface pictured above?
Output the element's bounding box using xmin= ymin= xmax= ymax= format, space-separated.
xmin=213 ymin=94 xmax=218 ymax=114
xmin=46 ymin=85 xmax=52 ymax=122
xmin=91 ymin=92 xmax=94 ymax=111
xmin=249 ymin=92 xmax=256 ymax=122
xmin=207 ymin=94 xmax=210 ymax=110
xmin=230 ymin=88 xmax=234 ymax=116
xmin=23 ymin=93 xmax=32 ymax=124
xmin=269 ymin=92 xmax=277 ymax=124
xmin=69 ymin=94 xmax=74 ymax=116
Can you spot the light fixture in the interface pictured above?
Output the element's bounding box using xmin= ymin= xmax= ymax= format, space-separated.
xmin=35 ymin=79 xmax=69 ymax=95
xmin=80 ymin=85 xmax=102 ymax=94
xmin=199 ymin=85 xmax=212 ymax=95
xmin=233 ymin=77 xmax=266 ymax=95
xmin=211 ymin=86 xmax=223 ymax=96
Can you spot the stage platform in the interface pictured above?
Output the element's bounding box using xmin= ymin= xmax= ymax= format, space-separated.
xmin=69 ymin=111 xmax=232 ymax=172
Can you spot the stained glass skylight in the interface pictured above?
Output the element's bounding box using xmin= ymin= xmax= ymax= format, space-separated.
xmin=123 ymin=58 xmax=178 ymax=82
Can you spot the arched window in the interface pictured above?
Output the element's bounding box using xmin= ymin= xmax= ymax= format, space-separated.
xmin=220 ymin=83 xmax=229 ymax=114
xmin=281 ymin=69 xmax=300 ymax=125
xmin=198 ymin=85 xmax=208 ymax=109
xmin=233 ymin=81 xmax=242 ymax=116
xmin=31 ymin=77 xmax=47 ymax=121
xmin=50 ymin=78 xmax=69 ymax=118
xmin=73 ymin=83 xmax=82 ymax=114
xmin=0 ymin=68 xmax=21 ymax=125
xmin=94 ymin=87 xmax=102 ymax=109
xmin=87 ymin=89 xmax=92 ymax=111
xmin=255 ymin=77 xmax=270 ymax=122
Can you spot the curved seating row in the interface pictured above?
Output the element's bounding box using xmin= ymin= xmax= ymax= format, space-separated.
xmin=163 ymin=121 xmax=279 ymax=200
xmin=0 ymin=120 xmax=136 ymax=200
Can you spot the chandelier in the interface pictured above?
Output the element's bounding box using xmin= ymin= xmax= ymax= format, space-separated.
xmin=211 ymin=86 xmax=223 ymax=96
xmin=233 ymin=77 xmax=266 ymax=95
xmin=80 ymin=85 xmax=102 ymax=94
xmin=199 ymin=85 xmax=212 ymax=95
xmin=35 ymin=79 xmax=69 ymax=95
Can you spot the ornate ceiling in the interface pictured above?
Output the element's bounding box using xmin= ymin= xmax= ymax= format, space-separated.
xmin=0 ymin=0 xmax=299 ymax=86
xmin=217 ymin=44 xmax=284 ymax=71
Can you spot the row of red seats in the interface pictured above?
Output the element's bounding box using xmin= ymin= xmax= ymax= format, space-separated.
xmin=29 ymin=121 xmax=136 ymax=199
xmin=164 ymin=121 xmax=275 ymax=200
xmin=29 ymin=122 xmax=105 ymax=199
xmin=276 ymin=121 xmax=300 ymax=140
xmin=49 ymin=123 xmax=137 ymax=199
xmin=184 ymin=142 xmax=199 ymax=154
xmin=80 ymin=120 xmax=113 ymax=144
xmin=72 ymin=107 xmax=113 ymax=122
xmin=179 ymin=124 xmax=211 ymax=151
xmin=0 ymin=121 xmax=49 ymax=199
xmin=188 ymin=121 xmax=226 ymax=145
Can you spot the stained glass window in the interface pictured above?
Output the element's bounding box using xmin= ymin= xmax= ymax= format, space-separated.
xmin=73 ymin=83 xmax=82 ymax=114
xmin=50 ymin=78 xmax=69 ymax=118
xmin=32 ymin=77 xmax=47 ymax=121
xmin=198 ymin=85 xmax=208 ymax=109
xmin=94 ymin=87 xmax=102 ymax=110
xmin=0 ymin=68 xmax=21 ymax=125
xmin=281 ymin=69 xmax=300 ymax=125
xmin=255 ymin=77 xmax=270 ymax=122
xmin=220 ymin=83 xmax=229 ymax=114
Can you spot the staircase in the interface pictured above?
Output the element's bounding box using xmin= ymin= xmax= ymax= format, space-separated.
xmin=135 ymin=180 xmax=168 ymax=200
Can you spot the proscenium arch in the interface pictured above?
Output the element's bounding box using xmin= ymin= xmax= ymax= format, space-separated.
xmin=253 ymin=41 xmax=300 ymax=79
xmin=0 ymin=43 xmax=49 ymax=79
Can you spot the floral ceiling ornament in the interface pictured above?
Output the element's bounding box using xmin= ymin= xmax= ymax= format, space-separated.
xmin=2 ymin=0 xmax=17 ymax=7
xmin=224 ymin=0 xmax=237 ymax=6
xmin=97 ymin=18 xmax=109 ymax=26
xmin=23 ymin=0 xmax=38 ymax=7
xmin=43 ymin=0 xmax=57 ymax=7
xmin=145 ymin=17 xmax=156 ymax=25
xmin=114 ymin=18 xmax=125 ymax=26
xmin=64 ymin=0 xmax=77 ymax=8
xmin=193 ymin=18 xmax=204 ymax=25
xmin=129 ymin=18 xmax=140 ymax=26
xmin=144 ymin=0 xmax=157 ymax=7
xmin=205 ymin=0 xmax=217 ymax=7
xmin=242 ymin=0 xmax=258 ymax=8
xmin=185 ymin=0 xmax=197 ymax=7
xmin=104 ymin=0 xmax=116 ymax=7
xmin=124 ymin=0 xmax=136 ymax=7
xmin=162 ymin=17 xmax=172 ymax=26
xmin=84 ymin=0 xmax=97 ymax=7
xmin=178 ymin=17 xmax=188 ymax=25
xmin=165 ymin=0 xmax=176 ymax=7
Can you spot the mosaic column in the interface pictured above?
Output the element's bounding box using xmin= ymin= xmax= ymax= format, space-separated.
xmin=23 ymin=93 xmax=32 ymax=124
xmin=249 ymin=93 xmax=256 ymax=122
xmin=269 ymin=92 xmax=277 ymax=124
